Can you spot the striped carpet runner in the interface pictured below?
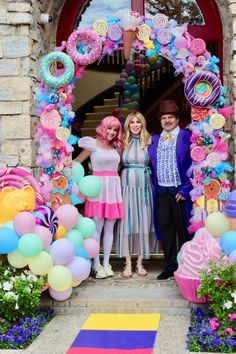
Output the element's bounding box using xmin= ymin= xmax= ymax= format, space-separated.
xmin=67 ymin=313 xmax=160 ymax=354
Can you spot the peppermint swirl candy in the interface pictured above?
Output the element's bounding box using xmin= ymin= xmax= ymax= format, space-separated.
xmin=209 ymin=113 xmax=225 ymax=130
xmin=137 ymin=24 xmax=151 ymax=41
xmin=189 ymin=38 xmax=206 ymax=55
xmin=206 ymin=152 xmax=221 ymax=167
xmin=190 ymin=146 xmax=206 ymax=162
xmin=156 ymin=28 xmax=172 ymax=44
xmin=108 ymin=24 xmax=122 ymax=41
xmin=93 ymin=19 xmax=108 ymax=36
xmin=191 ymin=107 xmax=208 ymax=122
xmin=33 ymin=205 xmax=58 ymax=236
xmin=40 ymin=110 xmax=61 ymax=130
xmin=56 ymin=127 xmax=70 ymax=141
xmin=153 ymin=14 xmax=168 ymax=29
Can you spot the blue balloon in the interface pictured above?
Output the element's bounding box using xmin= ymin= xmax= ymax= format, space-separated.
xmin=75 ymin=246 xmax=89 ymax=259
xmin=219 ymin=231 xmax=236 ymax=255
xmin=3 ymin=221 xmax=14 ymax=230
xmin=0 ymin=227 xmax=19 ymax=254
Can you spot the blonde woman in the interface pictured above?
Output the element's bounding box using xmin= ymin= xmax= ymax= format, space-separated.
xmin=116 ymin=111 xmax=157 ymax=277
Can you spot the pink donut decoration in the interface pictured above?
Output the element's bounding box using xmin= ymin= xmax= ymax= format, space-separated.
xmin=189 ymin=38 xmax=206 ymax=55
xmin=184 ymin=71 xmax=222 ymax=108
xmin=66 ymin=28 xmax=102 ymax=66
xmin=0 ymin=167 xmax=45 ymax=206
xmin=190 ymin=146 xmax=206 ymax=162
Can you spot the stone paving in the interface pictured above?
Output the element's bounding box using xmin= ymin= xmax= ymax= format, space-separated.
xmin=1 ymin=259 xmax=214 ymax=354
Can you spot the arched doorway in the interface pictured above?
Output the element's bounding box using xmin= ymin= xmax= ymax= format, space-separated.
xmin=57 ymin=0 xmax=223 ymax=65
xmin=56 ymin=0 xmax=224 ymax=133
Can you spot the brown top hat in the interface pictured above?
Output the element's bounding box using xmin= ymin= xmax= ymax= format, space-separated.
xmin=158 ymin=100 xmax=179 ymax=117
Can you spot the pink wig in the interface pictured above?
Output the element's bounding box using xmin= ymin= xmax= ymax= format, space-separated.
xmin=96 ymin=116 xmax=123 ymax=150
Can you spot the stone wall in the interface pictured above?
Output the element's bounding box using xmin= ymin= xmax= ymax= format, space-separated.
xmin=0 ymin=0 xmax=60 ymax=170
xmin=0 ymin=0 xmax=235 ymax=177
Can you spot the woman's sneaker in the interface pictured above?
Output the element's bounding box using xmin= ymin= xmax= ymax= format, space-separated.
xmin=93 ymin=265 xmax=107 ymax=279
xmin=103 ymin=264 xmax=114 ymax=277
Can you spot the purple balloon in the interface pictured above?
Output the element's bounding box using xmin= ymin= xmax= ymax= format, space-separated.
xmin=49 ymin=286 xmax=72 ymax=301
xmin=33 ymin=206 xmax=58 ymax=236
xmin=50 ymin=238 xmax=75 ymax=265
xmin=229 ymin=249 xmax=236 ymax=264
xmin=66 ymin=256 xmax=91 ymax=282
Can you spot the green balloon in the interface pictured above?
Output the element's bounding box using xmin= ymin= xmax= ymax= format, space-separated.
xmin=65 ymin=229 xmax=83 ymax=246
xmin=76 ymin=217 xmax=96 ymax=238
xmin=131 ymin=93 xmax=140 ymax=101
xmin=127 ymin=76 xmax=136 ymax=84
xmin=127 ymin=102 xmax=136 ymax=110
xmin=72 ymin=162 xmax=85 ymax=184
xmin=79 ymin=175 xmax=101 ymax=197
xmin=18 ymin=233 xmax=43 ymax=257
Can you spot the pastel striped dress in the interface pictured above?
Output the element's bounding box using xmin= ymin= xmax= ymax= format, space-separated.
xmin=116 ymin=135 xmax=158 ymax=259
xmin=78 ymin=137 xmax=123 ymax=220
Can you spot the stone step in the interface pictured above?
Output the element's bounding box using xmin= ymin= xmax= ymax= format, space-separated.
xmin=114 ymin=91 xmax=120 ymax=98
xmin=104 ymin=97 xmax=119 ymax=105
xmin=94 ymin=104 xmax=118 ymax=113
xmin=85 ymin=112 xmax=112 ymax=120
xmin=41 ymin=262 xmax=191 ymax=317
xmin=83 ymin=119 xmax=101 ymax=128
xmin=81 ymin=127 xmax=96 ymax=137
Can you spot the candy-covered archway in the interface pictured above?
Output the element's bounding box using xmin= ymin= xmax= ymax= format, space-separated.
xmin=35 ymin=11 xmax=233 ymax=229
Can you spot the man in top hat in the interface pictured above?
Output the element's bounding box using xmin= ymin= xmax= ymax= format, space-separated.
xmin=148 ymin=99 xmax=192 ymax=279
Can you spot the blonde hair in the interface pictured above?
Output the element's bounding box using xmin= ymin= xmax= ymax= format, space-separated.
xmin=123 ymin=111 xmax=151 ymax=150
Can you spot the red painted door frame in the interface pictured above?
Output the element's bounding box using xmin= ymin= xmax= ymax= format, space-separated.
xmin=57 ymin=0 xmax=223 ymax=65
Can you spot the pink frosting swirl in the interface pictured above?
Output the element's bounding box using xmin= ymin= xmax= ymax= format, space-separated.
xmin=176 ymin=228 xmax=225 ymax=279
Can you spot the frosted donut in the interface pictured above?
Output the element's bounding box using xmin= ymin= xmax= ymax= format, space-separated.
xmin=66 ymin=28 xmax=102 ymax=66
xmin=39 ymin=52 xmax=75 ymax=87
xmin=184 ymin=71 xmax=222 ymax=108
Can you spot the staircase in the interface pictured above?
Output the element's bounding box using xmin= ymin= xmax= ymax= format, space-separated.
xmin=80 ymin=92 xmax=120 ymax=137
xmin=41 ymin=260 xmax=191 ymax=316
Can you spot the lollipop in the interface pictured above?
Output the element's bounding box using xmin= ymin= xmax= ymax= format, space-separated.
xmin=33 ymin=205 xmax=58 ymax=236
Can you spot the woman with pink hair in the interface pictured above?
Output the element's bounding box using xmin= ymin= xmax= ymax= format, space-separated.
xmin=74 ymin=116 xmax=123 ymax=279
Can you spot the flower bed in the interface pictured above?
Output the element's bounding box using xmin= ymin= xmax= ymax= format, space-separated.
xmin=0 ymin=308 xmax=54 ymax=349
xmin=187 ymin=308 xmax=235 ymax=353
xmin=187 ymin=260 xmax=236 ymax=352
xmin=0 ymin=265 xmax=54 ymax=349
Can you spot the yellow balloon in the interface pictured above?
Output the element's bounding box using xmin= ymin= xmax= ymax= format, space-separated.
xmin=72 ymin=281 xmax=81 ymax=287
xmin=7 ymin=250 xmax=28 ymax=268
xmin=54 ymin=225 xmax=66 ymax=240
xmin=47 ymin=265 xmax=72 ymax=292
xmin=205 ymin=211 xmax=230 ymax=237
xmin=28 ymin=251 xmax=53 ymax=275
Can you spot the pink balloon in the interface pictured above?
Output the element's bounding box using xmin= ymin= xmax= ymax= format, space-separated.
xmin=50 ymin=238 xmax=75 ymax=265
xmin=229 ymin=249 xmax=236 ymax=264
xmin=174 ymin=36 xmax=187 ymax=49
xmin=49 ymin=286 xmax=72 ymax=301
xmin=66 ymin=256 xmax=91 ymax=282
xmin=83 ymin=238 xmax=99 ymax=258
xmin=34 ymin=225 xmax=52 ymax=249
xmin=55 ymin=205 xmax=79 ymax=229
xmin=13 ymin=212 xmax=36 ymax=235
